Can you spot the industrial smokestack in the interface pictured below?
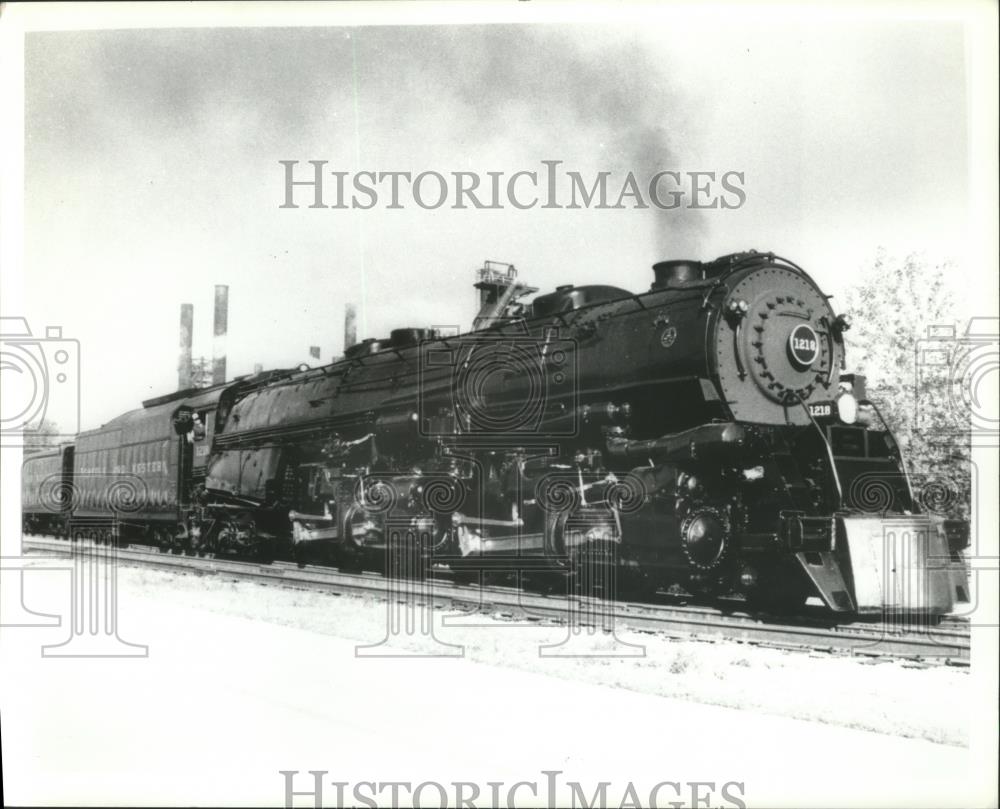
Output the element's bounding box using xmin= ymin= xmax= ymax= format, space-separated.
xmin=344 ymin=302 xmax=358 ymax=350
xmin=212 ymin=284 xmax=229 ymax=385
xmin=178 ymin=303 xmax=193 ymax=390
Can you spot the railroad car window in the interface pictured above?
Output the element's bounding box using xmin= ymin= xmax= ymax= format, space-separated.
xmin=829 ymin=426 xmax=865 ymax=457
xmin=192 ymin=412 xmax=207 ymax=441
xmin=866 ymin=431 xmax=895 ymax=457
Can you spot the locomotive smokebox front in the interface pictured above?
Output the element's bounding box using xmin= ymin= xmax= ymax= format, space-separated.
xmin=707 ymin=258 xmax=848 ymax=425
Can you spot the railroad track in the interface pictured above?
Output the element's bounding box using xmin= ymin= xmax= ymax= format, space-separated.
xmin=20 ymin=535 xmax=970 ymax=664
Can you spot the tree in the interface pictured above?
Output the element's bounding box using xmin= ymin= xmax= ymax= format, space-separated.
xmin=843 ymin=249 xmax=970 ymax=518
xmin=24 ymin=418 xmax=63 ymax=450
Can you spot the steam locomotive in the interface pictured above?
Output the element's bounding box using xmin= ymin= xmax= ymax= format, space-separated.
xmin=22 ymin=251 xmax=971 ymax=614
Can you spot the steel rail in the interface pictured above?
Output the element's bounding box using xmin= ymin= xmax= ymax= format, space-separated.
xmin=20 ymin=535 xmax=969 ymax=664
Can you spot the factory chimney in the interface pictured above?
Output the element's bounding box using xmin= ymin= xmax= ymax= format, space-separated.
xmin=178 ymin=303 xmax=193 ymax=390
xmin=344 ymin=302 xmax=358 ymax=350
xmin=212 ymin=284 xmax=229 ymax=385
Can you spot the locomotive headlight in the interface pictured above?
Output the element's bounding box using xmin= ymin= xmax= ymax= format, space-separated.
xmin=836 ymin=391 xmax=858 ymax=424
xmin=726 ymin=298 xmax=749 ymax=318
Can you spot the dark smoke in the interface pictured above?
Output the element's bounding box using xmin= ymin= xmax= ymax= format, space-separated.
xmin=27 ymin=25 xmax=706 ymax=259
xmin=357 ymin=25 xmax=706 ymax=258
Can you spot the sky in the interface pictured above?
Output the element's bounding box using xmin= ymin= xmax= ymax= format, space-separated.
xmin=12 ymin=10 xmax=988 ymax=431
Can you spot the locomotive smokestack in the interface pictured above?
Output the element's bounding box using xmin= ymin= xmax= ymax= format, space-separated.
xmin=178 ymin=303 xmax=193 ymax=390
xmin=651 ymin=260 xmax=703 ymax=289
xmin=212 ymin=284 xmax=229 ymax=385
xmin=344 ymin=302 xmax=358 ymax=350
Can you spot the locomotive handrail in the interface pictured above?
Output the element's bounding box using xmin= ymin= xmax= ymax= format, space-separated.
xmin=859 ymin=397 xmax=917 ymax=511
xmin=213 ymin=411 xmax=377 ymax=447
xmin=766 ymin=253 xmax=808 ymax=275
xmin=785 ymin=390 xmax=844 ymax=511
xmin=700 ymin=279 xmax=728 ymax=311
xmin=818 ymin=315 xmax=836 ymax=385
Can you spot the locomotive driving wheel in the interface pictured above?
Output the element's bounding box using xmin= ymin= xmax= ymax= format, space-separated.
xmin=544 ymin=505 xmax=621 ymax=598
xmin=152 ymin=527 xmax=169 ymax=553
xmin=215 ymin=514 xmax=260 ymax=558
xmin=169 ymin=521 xmax=191 ymax=554
xmin=337 ymin=507 xmax=379 ymax=573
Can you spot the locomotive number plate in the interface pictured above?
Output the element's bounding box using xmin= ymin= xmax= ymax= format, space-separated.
xmin=809 ymin=402 xmax=832 ymax=418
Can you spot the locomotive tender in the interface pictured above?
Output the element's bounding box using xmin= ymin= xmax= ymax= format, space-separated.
xmin=22 ymin=251 xmax=971 ymax=614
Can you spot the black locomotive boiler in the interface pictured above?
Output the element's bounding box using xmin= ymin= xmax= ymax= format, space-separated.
xmin=22 ymin=251 xmax=971 ymax=615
